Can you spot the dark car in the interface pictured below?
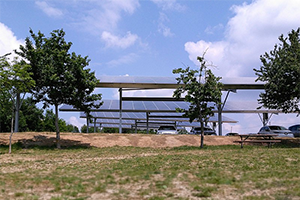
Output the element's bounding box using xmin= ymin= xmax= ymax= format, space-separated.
xmin=225 ymin=132 xmax=239 ymax=136
xmin=190 ymin=127 xmax=217 ymax=135
xmin=289 ymin=124 xmax=300 ymax=137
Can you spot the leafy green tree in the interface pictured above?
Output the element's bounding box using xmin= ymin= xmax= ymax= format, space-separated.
xmin=173 ymin=55 xmax=223 ymax=148
xmin=101 ymin=127 xmax=118 ymax=133
xmin=0 ymin=55 xmax=35 ymax=153
xmin=42 ymin=109 xmax=78 ymax=132
xmin=66 ymin=124 xmax=79 ymax=133
xmin=0 ymin=92 xmax=12 ymax=132
xmin=81 ymin=125 xmax=101 ymax=133
xmin=17 ymin=29 xmax=102 ymax=148
xmin=254 ymin=28 xmax=300 ymax=115
xmin=19 ymin=97 xmax=44 ymax=132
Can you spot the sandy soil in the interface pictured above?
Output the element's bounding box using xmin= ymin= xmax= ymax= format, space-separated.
xmin=0 ymin=132 xmax=238 ymax=148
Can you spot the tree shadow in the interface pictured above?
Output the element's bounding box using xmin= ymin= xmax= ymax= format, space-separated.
xmin=275 ymin=138 xmax=300 ymax=148
xmin=17 ymin=135 xmax=92 ymax=150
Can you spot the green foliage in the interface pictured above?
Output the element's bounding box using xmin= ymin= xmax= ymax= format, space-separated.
xmin=0 ymin=57 xmax=35 ymax=96
xmin=16 ymin=29 xmax=102 ymax=147
xmin=0 ymin=55 xmax=35 ymax=132
xmin=18 ymin=97 xmax=44 ymax=132
xmin=173 ymin=54 xmax=223 ymax=147
xmin=0 ymin=94 xmax=12 ymax=132
xmin=80 ymin=125 xmax=101 ymax=133
xmin=17 ymin=29 xmax=102 ymax=112
xmin=173 ymin=56 xmax=223 ymax=122
xmin=254 ymin=28 xmax=300 ymax=115
xmin=43 ymin=109 xmax=78 ymax=132
xmin=101 ymin=127 xmax=119 ymax=133
xmin=0 ymin=97 xmax=78 ymax=132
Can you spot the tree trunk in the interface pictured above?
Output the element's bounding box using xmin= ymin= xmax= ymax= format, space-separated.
xmin=9 ymin=111 xmax=14 ymax=154
xmin=54 ymin=104 xmax=61 ymax=149
xmin=200 ymin=120 xmax=204 ymax=148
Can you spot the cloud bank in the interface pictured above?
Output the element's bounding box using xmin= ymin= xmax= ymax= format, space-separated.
xmin=185 ymin=0 xmax=300 ymax=77
xmin=35 ymin=1 xmax=63 ymax=18
xmin=0 ymin=23 xmax=23 ymax=57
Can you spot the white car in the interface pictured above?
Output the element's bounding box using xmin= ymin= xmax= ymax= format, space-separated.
xmin=157 ymin=125 xmax=178 ymax=135
xmin=258 ymin=125 xmax=294 ymax=138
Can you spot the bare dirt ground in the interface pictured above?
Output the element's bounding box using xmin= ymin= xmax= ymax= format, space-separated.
xmin=0 ymin=132 xmax=238 ymax=148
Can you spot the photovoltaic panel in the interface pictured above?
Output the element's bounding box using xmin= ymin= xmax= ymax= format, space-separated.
xmin=61 ymin=100 xmax=279 ymax=113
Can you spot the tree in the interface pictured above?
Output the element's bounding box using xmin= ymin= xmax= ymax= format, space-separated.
xmin=254 ymin=28 xmax=300 ymax=115
xmin=173 ymin=55 xmax=223 ymax=148
xmin=17 ymin=29 xmax=103 ymax=148
xmin=0 ymin=91 xmax=12 ymax=132
xmin=43 ymin=109 xmax=79 ymax=132
xmin=19 ymin=97 xmax=44 ymax=132
xmin=81 ymin=125 xmax=101 ymax=133
xmin=0 ymin=55 xmax=35 ymax=153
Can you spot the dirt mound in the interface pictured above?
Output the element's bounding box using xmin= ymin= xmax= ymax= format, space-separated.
xmin=0 ymin=132 xmax=238 ymax=148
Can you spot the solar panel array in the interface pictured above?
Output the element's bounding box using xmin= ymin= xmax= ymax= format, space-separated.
xmin=60 ymin=100 xmax=278 ymax=113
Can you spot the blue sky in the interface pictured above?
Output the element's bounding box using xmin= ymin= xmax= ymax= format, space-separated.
xmin=0 ymin=0 xmax=299 ymax=133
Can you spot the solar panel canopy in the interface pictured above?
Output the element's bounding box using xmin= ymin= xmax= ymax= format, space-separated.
xmin=60 ymin=100 xmax=278 ymax=113
xmin=81 ymin=112 xmax=237 ymax=123
xmin=96 ymin=76 xmax=265 ymax=89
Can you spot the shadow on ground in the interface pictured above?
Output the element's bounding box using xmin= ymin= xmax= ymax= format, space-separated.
xmin=14 ymin=135 xmax=92 ymax=149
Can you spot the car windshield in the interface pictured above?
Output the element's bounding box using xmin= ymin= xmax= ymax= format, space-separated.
xmin=159 ymin=126 xmax=176 ymax=130
xmin=194 ymin=127 xmax=212 ymax=131
xmin=269 ymin=126 xmax=287 ymax=130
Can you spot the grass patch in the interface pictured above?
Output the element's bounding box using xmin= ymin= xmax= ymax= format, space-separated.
xmin=0 ymin=145 xmax=299 ymax=199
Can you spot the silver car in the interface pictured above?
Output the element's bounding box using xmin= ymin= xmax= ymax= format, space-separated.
xmin=258 ymin=125 xmax=294 ymax=138
xmin=289 ymin=124 xmax=300 ymax=138
xmin=157 ymin=125 xmax=178 ymax=135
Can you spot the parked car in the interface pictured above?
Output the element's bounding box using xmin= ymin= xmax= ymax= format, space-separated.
xmin=288 ymin=124 xmax=300 ymax=138
xmin=225 ymin=132 xmax=239 ymax=136
xmin=190 ymin=127 xmax=217 ymax=135
xmin=258 ymin=125 xmax=294 ymax=138
xmin=157 ymin=125 xmax=178 ymax=134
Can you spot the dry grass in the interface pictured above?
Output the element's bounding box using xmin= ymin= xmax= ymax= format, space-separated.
xmin=0 ymin=132 xmax=299 ymax=200
xmin=0 ymin=132 xmax=238 ymax=148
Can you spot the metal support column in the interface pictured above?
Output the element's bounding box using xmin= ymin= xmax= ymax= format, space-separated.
xmin=119 ymin=88 xmax=123 ymax=133
xmin=218 ymin=104 xmax=222 ymax=136
xmin=263 ymin=113 xmax=268 ymax=126
xmin=146 ymin=112 xmax=149 ymax=134
xmin=86 ymin=115 xmax=89 ymax=133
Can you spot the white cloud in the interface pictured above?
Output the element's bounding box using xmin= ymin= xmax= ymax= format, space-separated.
xmin=35 ymin=1 xmax=63 ymax=18
xmin=106 ymin=53 xmax=138 ymax=67
xmin=69 ymin=116 xmax=85 ymax=130
xmin=185 ymin=0 xmax=300 ymax=77
xmin=101 ymin=31 xmax=138 ymax=49
xmin=0 ymin=23 xmax=23 ymax=58
xmin=109 ymin=0 xmax=140 ymax=14
xmin=205 ymin=24 xmax=224 ymax=35
xmin=151 ymin=0 xmax=186 ymax=11
xmin=80 ymin=0 xmax=140 ymax=34
xmin=158 ymin=12 xmax=174 ymax=37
